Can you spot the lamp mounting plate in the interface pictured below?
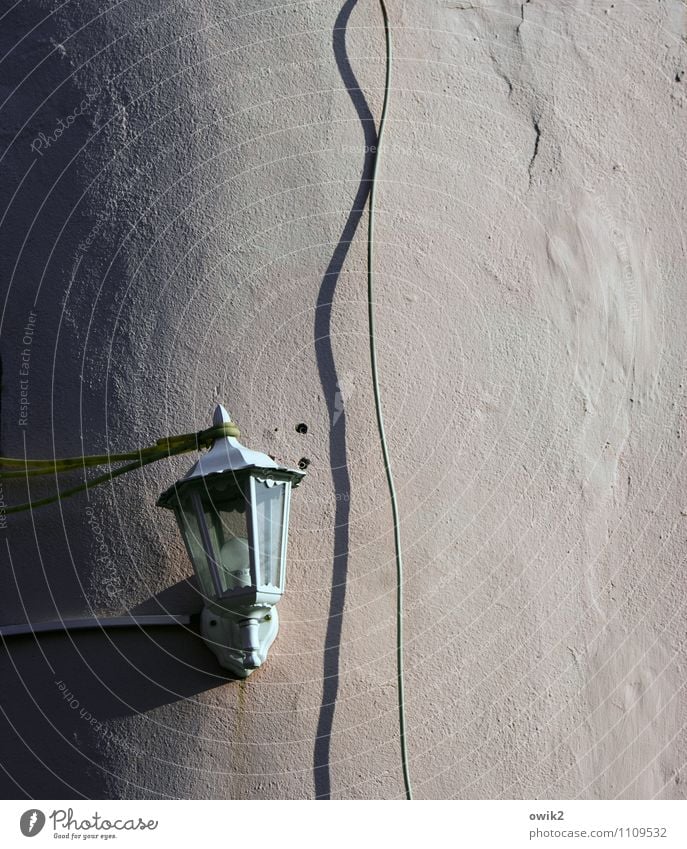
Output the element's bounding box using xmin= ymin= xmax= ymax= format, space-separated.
xmin=200 ymin=606 xmax=279 ymax=678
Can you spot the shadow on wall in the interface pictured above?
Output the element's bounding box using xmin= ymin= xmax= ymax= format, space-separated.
xmin=313 ymin=0 xmax=378 ymax=800
xmin=0 ymin=580 xmax=229 ymax=799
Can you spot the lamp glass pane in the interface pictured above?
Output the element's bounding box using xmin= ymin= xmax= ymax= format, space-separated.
xmin=203 ymin=492 xmax=253 ymax=595
xmin=252 ymin=478 xmax=287 ymax=590
xmin=176 ymin=502 xmax=216 ymax=599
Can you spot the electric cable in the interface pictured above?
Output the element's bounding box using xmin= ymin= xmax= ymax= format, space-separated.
xmin=368 ymin=0 xmax=413 ymax=801
xmin=0 ymin=421 xmax=240 ymax=514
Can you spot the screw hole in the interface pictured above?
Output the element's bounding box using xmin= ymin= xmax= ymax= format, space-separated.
xmin=295 ymin=423 xmax=308 ymax=434
xmin=298 ymin=457 xmax=311 ymax=470
xmin=209 ymin=619 xmax=217 ymax=627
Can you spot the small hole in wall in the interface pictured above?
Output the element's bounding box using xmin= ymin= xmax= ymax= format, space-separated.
xmin=298 ymin=457 xmax=311 ymax=470
xmin=295 ymin=423 xmax=308 ymax=434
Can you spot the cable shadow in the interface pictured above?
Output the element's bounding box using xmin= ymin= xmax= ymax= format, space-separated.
xmin=313 ymin=0 xmax=378 ymax=800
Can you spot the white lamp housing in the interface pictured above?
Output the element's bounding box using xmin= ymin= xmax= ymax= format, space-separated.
xmin=157 ymin=405 xmax=304 ymax=677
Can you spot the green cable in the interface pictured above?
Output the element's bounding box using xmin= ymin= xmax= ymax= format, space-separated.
xmin=369 ymin=0 xmax=413 ymax=801
xmin=0 ymin=422 xmax=239 ymax=514
xmin=4 ymin=455 xmax=161 ymax=514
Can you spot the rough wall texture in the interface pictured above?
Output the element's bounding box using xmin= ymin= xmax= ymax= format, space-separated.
xmin=0 ymin=0 xmax=685 ymax=799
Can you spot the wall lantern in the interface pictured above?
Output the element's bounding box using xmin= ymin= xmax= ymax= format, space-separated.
xmin=157 ymin=405 xmax=305 ymax=677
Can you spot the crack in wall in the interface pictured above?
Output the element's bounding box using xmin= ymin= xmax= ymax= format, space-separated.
xmin=489 ymin=50 xmax=514 ymax=97
xmin=517 ymin=0 xmax=532 ymax=37
xmin=528 ymin=115 xmax=541 ymax=186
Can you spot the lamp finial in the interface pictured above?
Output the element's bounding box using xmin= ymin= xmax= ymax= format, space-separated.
xmin=213 ymin=404 xmax=232 ymax=426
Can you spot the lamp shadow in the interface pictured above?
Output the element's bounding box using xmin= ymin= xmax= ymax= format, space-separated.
xmin=0 ymin=579 xmax=232 ymax=799
xmin=313 ymin=0 xmax=378 ymax=800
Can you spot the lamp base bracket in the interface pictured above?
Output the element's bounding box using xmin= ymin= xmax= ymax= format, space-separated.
xmin=200 ymin=605 xmax=279 ymax=678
